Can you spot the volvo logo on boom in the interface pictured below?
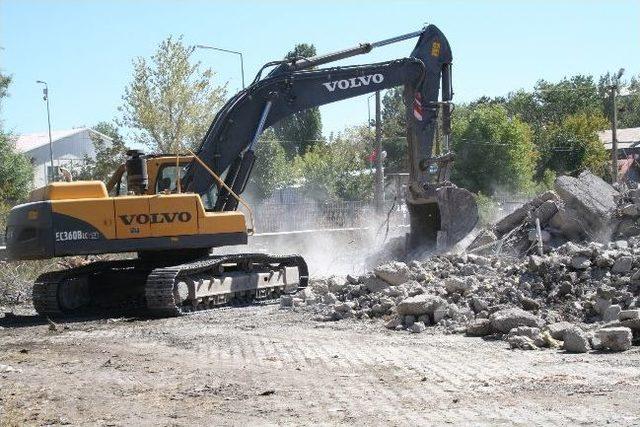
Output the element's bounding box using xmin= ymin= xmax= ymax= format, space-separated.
xmin=322 ymin=74 xmax=384 ymax=92
xmin=118 ymin=211 xmax=192 ymax=225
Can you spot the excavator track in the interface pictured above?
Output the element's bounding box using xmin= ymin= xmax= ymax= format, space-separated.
xmin=146 ymin=253 xmax=308 ymax=317
xmin=32 ymin=254 xmax=308 ymax=319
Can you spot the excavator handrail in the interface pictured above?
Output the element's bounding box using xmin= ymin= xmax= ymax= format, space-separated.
xmin=186 ymin=149 xmax=256 ymax=235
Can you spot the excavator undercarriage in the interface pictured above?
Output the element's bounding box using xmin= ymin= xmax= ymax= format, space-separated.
xmin=33 ymin=253 xmax=308 ymax=317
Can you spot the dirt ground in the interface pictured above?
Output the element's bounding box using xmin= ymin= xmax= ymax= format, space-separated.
xmin=1 ymin=304 xmax=639 ymax=426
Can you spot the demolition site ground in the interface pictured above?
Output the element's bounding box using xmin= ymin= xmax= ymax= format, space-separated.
xmin=0 ymin=304 xmax=639 ymax=426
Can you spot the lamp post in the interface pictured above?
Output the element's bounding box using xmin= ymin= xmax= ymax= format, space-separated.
xmin=196 ymin=44 xmax=245 ymax=89
xmin=36 ymin=80 xmax=55 ymax=182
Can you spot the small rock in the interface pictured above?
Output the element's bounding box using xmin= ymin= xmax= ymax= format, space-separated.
xmin=471 ymin=297 xmax=489 ymax=313
xmin=396 ymin=294 xmax=447 ymax=317
xmin=563 ymin=327 xmax=590 ymax=353
xmin=596 ymin=327 xmax=633 ymax=351
xmin=507 ymin=335 xmax=538 ymax=350
xmin=280 ymin=295 xmax=293 ymax=308
xmin=374 ymin=262 xmax=412 ymax=285
xmin=612 ymin=256 xmax=633 ymax=274
xmin=404 ymin=315 xmax=416 ymax=327
xmin=408 ymin=321 xmax=426 ymax=333
xmin=444 ymin=277 xmax=472 ymax=295
xmin=466 ymin=319 xmax=492 ymax=337
xmin=570 ymin=256 xmax=591 ymax=270
xmin=521 ymin=297 xmax=540 ymax=311
xmin=603 ymin=304 xmax=622 ymax=322
xmin=545 ymin=321 xmax=575 ymax=340
xmin=385 ymin=317 xmax=402 ymax=330
xmin=619 ymin=309 xmax=640 ymax=321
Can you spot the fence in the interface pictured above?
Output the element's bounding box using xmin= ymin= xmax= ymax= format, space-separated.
xmin=250 ymin=200 xmax=408 ymax=233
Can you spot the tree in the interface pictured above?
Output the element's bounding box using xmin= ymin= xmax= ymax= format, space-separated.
xmin=537 ymin=112 xmax=609 ymax=176
xmin=0 ymin=71 xmax=33 ymax=203
xmin=73 ymin=122 xmax=128 ymax=182
xmin=294 ymin=126 xmax=373 ymax=201
xmin=272 ymin=43 xmax=323 ymax=157
xmin=599 ymin=71 xmax=640 ymax=129
xmin=120 ymin=36 xmax=227 ymax=153
xmin=380 ymin=88 xmax=408 ymax=173
xmin=249 ymin=129 xmax=296 ymax=200
xmin=451 ymin=105 xmax=537 ymax=195
xmin=534 ymin=75 xmax=601 ymax=124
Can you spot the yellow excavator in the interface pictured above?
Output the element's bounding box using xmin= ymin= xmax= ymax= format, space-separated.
xmin=5 ymin=25 xmax=477 ymax=317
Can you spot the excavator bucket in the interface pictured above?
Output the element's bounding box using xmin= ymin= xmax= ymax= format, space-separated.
xmin=407 ymin=186 xmax=479 ymax=250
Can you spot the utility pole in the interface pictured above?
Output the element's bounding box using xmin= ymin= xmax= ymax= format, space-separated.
xmin=609 ymin=68 xmax=625 ymax=184
xmin=610 ymin=86 xmax=618 ymax=183
xmin=374 ymin=90 xmax=384 ymax=214
xmin=36 ymin=80 xmax=55 ymax=182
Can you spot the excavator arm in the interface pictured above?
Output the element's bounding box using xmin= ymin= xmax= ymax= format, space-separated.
xmin=183 ymin=24 xmax=477 ymax=248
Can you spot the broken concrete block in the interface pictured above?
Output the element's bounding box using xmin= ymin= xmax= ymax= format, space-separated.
xmin=603 ymin=304 xmax=622 ymax=322
xmin=545 ymin=321 xmax=575 ymax=340
xmin=612 ymin=256 xmax=633 ymax=274
xmin=563 ymin=327 xmax=590 ymax=353
xmin=396 ymin=294 xmax=447 ymax=317
xmin=507 ymin=335 xmax=538 ymax=350
xmin=466 ymin=319 xmax=492 ymax=337
xmin=374 ymin=262 xmax=412 ymax=286
xmin=554 ymin=172 xmax=617 ymax=240
xmin=619 ymin=309 xmax=640 ymax=321
xmin=490 ymin=308 xmax=543 ymax=333
xmin=596 ymin=327 xmax=633 ymax=351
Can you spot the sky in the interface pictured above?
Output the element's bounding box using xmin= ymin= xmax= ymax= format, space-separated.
xmin=1 ymin=0 xmax=639 ymax=140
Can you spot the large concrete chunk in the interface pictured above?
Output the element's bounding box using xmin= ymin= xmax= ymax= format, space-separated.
xmin=396 ymin=294 xmax=446 ymax=316
xmin=490 ymin=308 xmax=543 ymax=333
xmin=554 ymin=171 xmax=617 ymax=239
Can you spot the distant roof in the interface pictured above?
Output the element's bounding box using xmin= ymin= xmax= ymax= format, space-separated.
xmin=598 ymin=127 xmax=640 ymax=150
xmin=15 ymin=127 xmax=112 ymax=153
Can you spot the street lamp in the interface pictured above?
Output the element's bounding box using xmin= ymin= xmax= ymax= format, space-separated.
xmin=36 ymin=80 xmax=55 ymax=182
xmin=196 ymin=44 xmax=245 ymax=89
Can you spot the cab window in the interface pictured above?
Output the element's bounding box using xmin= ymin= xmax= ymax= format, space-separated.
xmin=155 ymin=164 xmax=188 ymax=193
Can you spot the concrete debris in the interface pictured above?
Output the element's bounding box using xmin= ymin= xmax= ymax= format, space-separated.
xmin=596 ymin=327 xmax=633 ymax=352
xmin=563 ymin=327 xmax=590 ymax=353
xmin=280 ymin=171 xmax=640 ymax=353
xmin=468 ymin=172 xmax=637 ymax=257
xmin=490 ymin=309 xmax=543 ymax=334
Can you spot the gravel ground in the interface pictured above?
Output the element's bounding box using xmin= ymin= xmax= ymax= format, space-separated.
xmin=1 ymin=304 xmax=639 ymax=426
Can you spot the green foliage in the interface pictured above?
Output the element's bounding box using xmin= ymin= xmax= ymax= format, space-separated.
xmin=120 ymin=35 xmax=227 ymax=153
xmin=0 ymin=71 xmax=33 ymax=202
xmin=534 ymin=75 xmax=601 ymax=124
xmin=452 ymin=105 xmax=537 ymax=195
xmin=599 ymin=71 xmax=640 ymax=128
xmin=73 ymin=122 xmax=127 ymax=182
xmin=250 ymin=129 xmax=296 ymax=199
xmin=273 ymin=44 xmax=323 ymax=157
xmin=295 ymin=127 xmax=373 ymax=201
xmin=537 ymin=112 xmax=609 ymax=175
xmin=380 ymin=88 xmax=408 ymax=172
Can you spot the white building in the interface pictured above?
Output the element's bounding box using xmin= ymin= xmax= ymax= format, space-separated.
xmin=16 ymin=128 xmax=111 ymax=188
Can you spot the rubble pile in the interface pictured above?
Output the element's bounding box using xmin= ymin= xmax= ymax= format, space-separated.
xmin=282 ymin=171 xmax=640 ymax=353
xmin=283 ymin=238 xmax=640 ymax=352
xmin=469 ymin=171 xmax=640 ymax=257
